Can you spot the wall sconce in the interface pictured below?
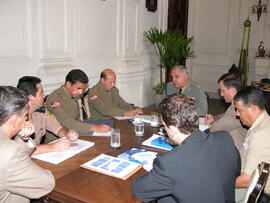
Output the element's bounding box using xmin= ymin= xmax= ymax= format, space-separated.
xmin=252 ymin=0 xmax=267 ymax=21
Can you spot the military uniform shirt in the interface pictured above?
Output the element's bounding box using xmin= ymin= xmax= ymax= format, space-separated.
xmin=45 ymin=85 xmax=91 ymax=133
xmin=163 ymin=80 xmax=208 ymax=116
xmin=88 ymin=82 xmax=133 ymax=120
xmin=28 ymin=111 xmax=62 ymax=144
xmin=240 ymin=111 xmax=270 ymax=194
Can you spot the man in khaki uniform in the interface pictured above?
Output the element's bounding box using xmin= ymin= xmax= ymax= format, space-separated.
xmin=17 ymin=76 xmax=78 ymax=155
xmin=88 ymin=69 xmax=143 ymax=120
xmin=0 ymin=86 xmax=55 ymax=203
xmin=205 ymin=72 xmax=247 ymax=151
xmin=46 ymin=69 xmax=110 ymax=133
xmin=234 ymin=86 xmax=270 ymax=202
xmin=162 ymin=65 xmax=208 ymax=116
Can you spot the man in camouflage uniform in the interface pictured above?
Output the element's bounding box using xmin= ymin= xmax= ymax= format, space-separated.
xmin=162 ymin=65 xmax=208 ymax=116
xmin=88 ymin=69 xmax=143 ymax=120
xmin=46 ymin=69 xmax=110 ymax=133
xmin=17 ymin=76 xmax=78 ymax=155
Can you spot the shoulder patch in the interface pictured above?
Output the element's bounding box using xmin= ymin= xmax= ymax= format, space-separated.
xmin=51 ymin=101 xmax=61 ymax=109
xmin=89 ymin=94 xmax=98 ymax=101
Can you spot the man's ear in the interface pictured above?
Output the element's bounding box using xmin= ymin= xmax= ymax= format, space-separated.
xmin=8 ymin=114 xmax=18 ymax=129
xmin=249 ymin=104 xmax=260 ymax=113
xmin=66 ymin=81 xmax=71 ymax=88
xmin=169 ymin=125 xmax=179 ymax=135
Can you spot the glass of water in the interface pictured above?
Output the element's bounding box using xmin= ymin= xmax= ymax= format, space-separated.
xmin=111 ymin=128 xmax=120 ymax=148
xmin=151 ymin=112 xmax=159 ymax=127
xmin=134 ymin=121 xmax=144 ymax=137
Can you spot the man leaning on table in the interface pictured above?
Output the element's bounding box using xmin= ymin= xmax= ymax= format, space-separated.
xmin=45 ymin=69 xmax=110 ymax=133
xmin=17 ymin=76 xmax=78 ymax=155
xmin=0 ymin=86 xmax=55 ymax=203
xmin=205 ymin=72 xmax=247 ymax=151
xmin=234 ymin=86 xmax=270 ymax=202
xmin=132 ymin=93 xmax=240 ymax=203
xmin=88 ymin=68 xmax=143 ymax=119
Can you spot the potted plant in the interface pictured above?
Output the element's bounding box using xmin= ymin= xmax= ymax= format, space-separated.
xmin=144 ymin=28 xmax=194 ymax=95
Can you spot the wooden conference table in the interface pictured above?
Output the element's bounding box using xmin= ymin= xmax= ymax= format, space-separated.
xmin=34 ymin=117 xmax=165 ymax=203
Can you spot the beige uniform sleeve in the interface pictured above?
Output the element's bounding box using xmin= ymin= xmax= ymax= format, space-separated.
xmin=242 ymin=131 xmax=270 ymax=175
xmin=3 ymin=141 xmax=55 ymax=199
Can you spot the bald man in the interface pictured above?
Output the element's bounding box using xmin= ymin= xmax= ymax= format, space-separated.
xmin=88 ymin=69 xmax=143 ymax=119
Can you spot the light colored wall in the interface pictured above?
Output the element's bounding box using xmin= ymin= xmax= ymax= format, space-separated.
xmin=0 ymin=0 xmax=168 ymax=106
xmin=1 ymin=0 xmax=269 ymax=104
xmin=187 ymin=0 xmax=270 ymax=98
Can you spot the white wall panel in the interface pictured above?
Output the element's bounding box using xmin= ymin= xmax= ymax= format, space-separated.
xmin=40 ymin=0 xmax=72 ymax=63
xmin=75 ymin=0 xmax=117 ymax=55
xmin=0 ymin=0 xmax=31 ymax=58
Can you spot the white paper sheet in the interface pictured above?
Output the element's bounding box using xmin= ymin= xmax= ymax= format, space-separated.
xmin=32 ymin=139 xmax=94 ymax=164
xmin=113 ymin=116 xmax=133 ymax=120
xmin=92 ymin=131 xmax=112 ymax=137
xmin=199 ymin=117 xmax=210 ymax=131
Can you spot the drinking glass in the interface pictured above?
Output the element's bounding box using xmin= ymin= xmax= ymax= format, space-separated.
xmin=111 ymin=128 xmax=120 ymax=148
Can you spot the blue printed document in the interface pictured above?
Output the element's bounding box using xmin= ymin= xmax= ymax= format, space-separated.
xmin=142 ymin=134 xmax=174 ymax=151
xmin=117 ymin=148 xmax=157 ymax=164
xmin=151 ymin=137 xmax=174 ymax=150
xmin=117 ymin=148 xmax=157 ymax=171
xmin=80 ymin=154 xmax=142 ymax=180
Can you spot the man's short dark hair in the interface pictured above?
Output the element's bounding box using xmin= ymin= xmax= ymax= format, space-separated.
xmin=159 ymin=93 xmax=199 ymax=134
xmin=17 ymin=76 xmax=41 ymax=96
xmin=234 ymin=86 xmax=266 ymax=110
xmin=100 ymin=71 xmax=106 ymax=79
xmin=0 ymin=86 xmax=28 ymax=125
xmin=65 ymin=69 xmax=89 ymax=84
xmin=218 ymin=72 xmax=242 ymax=92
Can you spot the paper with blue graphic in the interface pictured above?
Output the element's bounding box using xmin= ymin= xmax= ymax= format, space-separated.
xmin=81 ymin=154 xmax=142 ymax=180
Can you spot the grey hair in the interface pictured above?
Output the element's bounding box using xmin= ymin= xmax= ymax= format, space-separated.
xmin=171 ymin=65 xmax=189 ymax=74
xmin=0 ymin=86 xmax=28 ymax=125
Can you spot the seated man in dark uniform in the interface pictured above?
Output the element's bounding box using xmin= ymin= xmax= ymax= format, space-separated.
xmin=88 ymin=69 xmax=143 ymax=119
xmin=132 ymin=93 xmax=240 ymax=203
xmin=46 ymin=69 xmax=110 ymax=133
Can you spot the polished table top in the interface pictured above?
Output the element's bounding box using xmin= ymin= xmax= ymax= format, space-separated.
xmin=34 ymin=118 xmax=165 ymax=203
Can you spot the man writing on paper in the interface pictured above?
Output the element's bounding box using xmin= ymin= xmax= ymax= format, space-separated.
xmin=0 ymin=86 xmax=55 ymax=202
xmin=132 ymin=93 xmax=240 ymax=203
xmin=46 ymin=69 xmax=110 ymax=132
xmin=88 ymin=69 xmax=143 ymax=119
xmin=234 ymin=86 xmax=270 ymax=202
xmin=17 ymin=76 xmax=78 ymax=155
xmin=205 ymin=72 xmax=247 ymax=151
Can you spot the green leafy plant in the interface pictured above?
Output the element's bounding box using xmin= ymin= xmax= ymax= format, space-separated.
xmin=144 ymin=28 xmax=194 ymax=95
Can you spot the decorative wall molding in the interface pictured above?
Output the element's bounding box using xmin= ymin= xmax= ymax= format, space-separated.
xmin=0 ymin=0 xmax=31 ymax=58
xmin=40 ymin=0 xmax=73 ymax=63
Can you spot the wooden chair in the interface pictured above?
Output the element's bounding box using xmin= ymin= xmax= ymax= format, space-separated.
xmin=243 ymin=162 xmax=270 ymax=203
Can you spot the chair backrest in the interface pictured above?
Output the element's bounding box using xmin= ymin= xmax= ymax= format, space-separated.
xmin=243 ymin=162 xmax=270 ymax=203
